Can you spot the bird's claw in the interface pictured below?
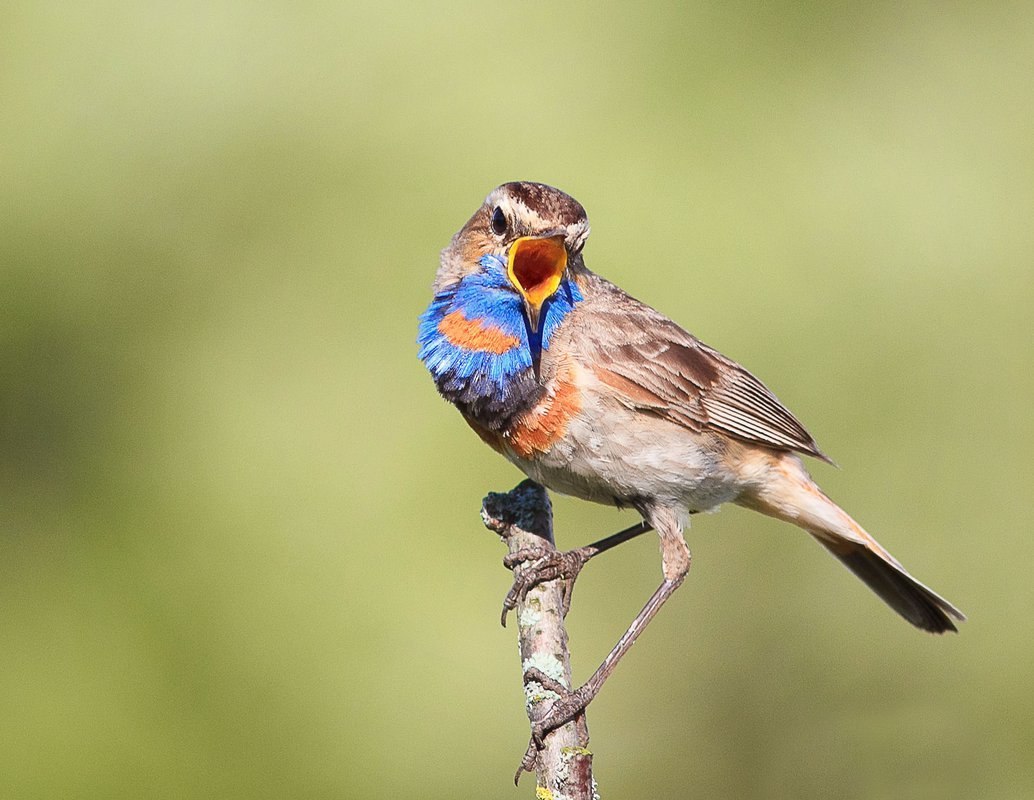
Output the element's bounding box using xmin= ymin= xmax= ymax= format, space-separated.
xmin=530 ymin=684 xmax=591 ymax=748
xmin=500 ymin=546 xmax=592 ymax=626
xmin=514 ymin=741 xmax=537 ymax=785
xmin=513 ymin=667 xmax=592 ymax=783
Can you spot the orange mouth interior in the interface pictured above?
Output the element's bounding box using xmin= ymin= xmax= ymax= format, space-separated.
xmin=507 ymin=235 xmax=567 ymax=308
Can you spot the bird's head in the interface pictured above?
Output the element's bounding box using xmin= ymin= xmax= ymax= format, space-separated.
xmin=435 ymin=182 xmax=590 ymax=333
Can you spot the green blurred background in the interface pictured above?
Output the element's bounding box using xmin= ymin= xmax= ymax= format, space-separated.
xmin=2 ymin=2 xmax=1031 ymax=798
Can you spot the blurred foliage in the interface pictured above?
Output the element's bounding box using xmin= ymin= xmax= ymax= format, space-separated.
xmin=1 ymin=2 xmax=1032 ymax=798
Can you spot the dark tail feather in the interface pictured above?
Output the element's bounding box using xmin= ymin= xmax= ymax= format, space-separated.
xmin=739 ymin=455 xmax=966 ymax=633
xmin=821 ymin=539 xmax=966 ymax=634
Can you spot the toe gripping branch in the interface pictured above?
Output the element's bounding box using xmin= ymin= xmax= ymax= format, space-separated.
xmin=501 ymin=546 xmax=592 ymax=626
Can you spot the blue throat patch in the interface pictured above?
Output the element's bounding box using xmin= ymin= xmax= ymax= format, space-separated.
xmin=418 ymin=254 xmax=583 ymax=429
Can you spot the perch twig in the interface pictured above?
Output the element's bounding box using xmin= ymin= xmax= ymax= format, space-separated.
xmin=482 ymin=480 xmax=596 ymax=798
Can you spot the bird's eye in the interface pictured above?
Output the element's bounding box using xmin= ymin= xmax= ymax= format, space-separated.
xmin=490 ymin=206 xmax=508 ymax=236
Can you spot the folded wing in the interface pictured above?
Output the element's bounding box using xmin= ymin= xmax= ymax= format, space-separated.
xmin=587 ymin=303 xmax=831 ymax=462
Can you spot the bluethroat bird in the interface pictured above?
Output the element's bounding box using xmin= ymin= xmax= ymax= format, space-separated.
xmin=418 ymin=181 xmax=964 ymax=744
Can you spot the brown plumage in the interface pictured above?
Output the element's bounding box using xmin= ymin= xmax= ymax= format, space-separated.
xmin=559 ymin=265 xmax=963 ymax=633
xmin=585 ymin=290 xmax=832 ymax=462
xmin=420 ymin=181 xmax=965 ymax=752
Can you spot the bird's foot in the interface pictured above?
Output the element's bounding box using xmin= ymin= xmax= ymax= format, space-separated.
xmin=500 ymin=546 xmax=592 ymax=625
xmin=524 ymin=667 xmax=592 ymax=747
xmin=514 ymin=667 xmax=594 ymax=783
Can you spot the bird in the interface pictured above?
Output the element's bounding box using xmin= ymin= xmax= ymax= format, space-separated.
xmin=417 ymin=181 xmax=964 ymax=745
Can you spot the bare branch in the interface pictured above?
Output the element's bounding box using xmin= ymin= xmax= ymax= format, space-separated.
xmin=482 ymin=480 xmax=597 ymax=799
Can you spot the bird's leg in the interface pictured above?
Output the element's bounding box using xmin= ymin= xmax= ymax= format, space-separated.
xmin=501 ymin=520 xmax=653 ymax=625
xmin=521 ymin=574 xmax=684 ymax=752
xmin=520 ymin=525 xmax=691 ymax=757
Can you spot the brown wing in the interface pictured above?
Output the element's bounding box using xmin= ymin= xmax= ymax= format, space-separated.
xmin=587 ymin=296 xmax=832 ymax=463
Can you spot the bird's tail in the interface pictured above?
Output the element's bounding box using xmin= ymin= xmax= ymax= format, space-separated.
xmin=739 ymin=456 xmax=965 ymax=633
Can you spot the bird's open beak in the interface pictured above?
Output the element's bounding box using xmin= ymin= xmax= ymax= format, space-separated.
xmin=506 ymin=234 xmax=568 ymax=333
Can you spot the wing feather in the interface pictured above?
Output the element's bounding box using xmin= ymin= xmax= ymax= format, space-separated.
xmin=586 ymin=298 xmax=830 ymax=462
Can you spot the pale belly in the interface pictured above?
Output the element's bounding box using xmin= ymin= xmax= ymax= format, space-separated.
xmin=502 ymin=412 xmax=744 ymax=514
